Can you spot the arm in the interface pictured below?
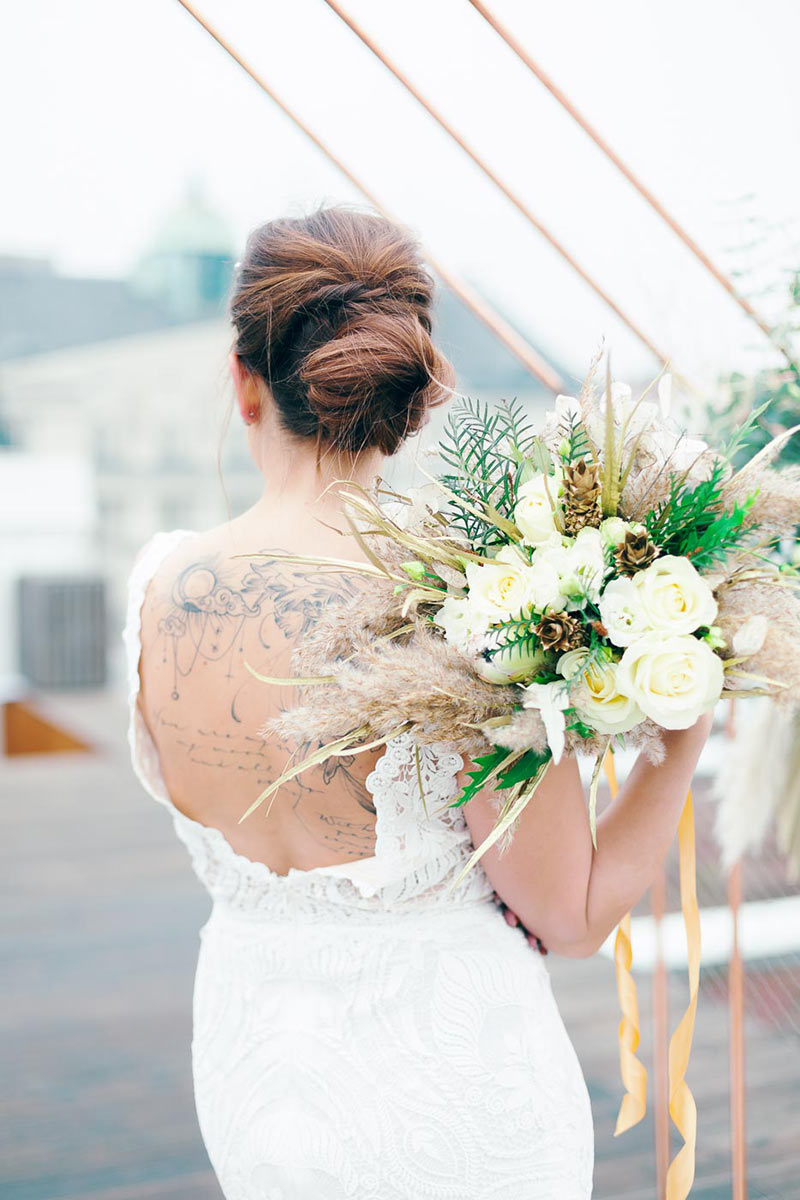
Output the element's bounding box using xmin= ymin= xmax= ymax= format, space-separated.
xmin=462 ymin=710 xmax=714 ymax=958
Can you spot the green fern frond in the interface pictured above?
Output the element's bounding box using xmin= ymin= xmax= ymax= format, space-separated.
xmin=645 ymin=462 xmax=760 ymax=568
xmin=557 ymin=410 xmax=593 ymax=463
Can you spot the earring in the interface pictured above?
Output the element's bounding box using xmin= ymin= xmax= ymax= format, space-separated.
xmin=246 ymin=408 xmax=258 ymax=423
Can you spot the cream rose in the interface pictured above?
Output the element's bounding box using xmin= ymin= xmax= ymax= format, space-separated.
xmin=598 ymin=577 xmax=650 ymax=647
xmin=616 ymin=633 xmax=723 ymax=729
xmin=514 ymin=467 xmax=563 ymax=546
xmin=557 ymin=647 xmax=644 ymax=735
xmin=465 ymin=547 xmax=561 ymax=621
xmin=633 ymin=555 xmax=717 ymax=635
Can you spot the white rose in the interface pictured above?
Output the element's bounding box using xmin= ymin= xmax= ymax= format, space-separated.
xmin=433 ymin=595 xmax=489 ymax=651
xmin=633 ymin=555 xmax=717 ymax=635
xmin=532 ymin=528 xmax=605 ymax=610
xmin=598 ymin=576 xmax=650 ymax=647
xmin=514 ymin=468 xmax=563 ymax=546
xmin=530 ymin=532 xmax=571 ymax=574
xmin=557 ymin=647 xmax=644 ymax=735
xmin=616 ymin=633 xmax=723 ymax=729
xmin=525 ymin=555 xmax=567 ymax=613
xmin=496 ymin=544 xmax=567 ymax=613
xmin=473 ymin=638 xmax=548 ymax=685
xmin=466 ymin=546 xmax=562 ymax=621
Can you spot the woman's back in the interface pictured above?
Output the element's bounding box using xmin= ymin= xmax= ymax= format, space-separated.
xmin=125 ymin=524 xmax=594 ymax=1200
xmin=136 ymin=509 xmax=384 ymax=876
xmin=122 ymin=203 xmax=594 ymax=1197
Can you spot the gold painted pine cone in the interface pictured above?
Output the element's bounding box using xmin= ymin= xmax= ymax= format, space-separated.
xmin=614 ymin=529 xmax=659 ymax=575
xmin=533 ymin=611 xmax=588 ymax=653
xmin=563 ymin=458 xmax=602 ymax=534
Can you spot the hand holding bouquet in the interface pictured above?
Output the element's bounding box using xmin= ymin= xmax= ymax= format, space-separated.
xmin=243 ymin=357 xmax=799 ymax=871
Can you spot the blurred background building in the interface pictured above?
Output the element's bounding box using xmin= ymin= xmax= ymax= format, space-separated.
xmin=0 ymin=180 xmax=562 ymax=693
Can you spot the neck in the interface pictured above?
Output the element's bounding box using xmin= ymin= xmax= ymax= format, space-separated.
xmin=246 ymin=421 xmax=386 ymax=531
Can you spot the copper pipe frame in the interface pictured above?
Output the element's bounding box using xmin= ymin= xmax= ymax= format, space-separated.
xmin=726 ymin=700 xmax=747 ymax=1198
xmin=728 ymin=860 xmax=748 ymax=1200
xmin=651 ymin=861 xmax=670 ymax=1198
xmin=173 ymin=0 xmax=564 ymax=394
xmin=322 ymin=0 xmax=681 ymax=376
xmin=468 ymin=0 xmax=791 ymax=369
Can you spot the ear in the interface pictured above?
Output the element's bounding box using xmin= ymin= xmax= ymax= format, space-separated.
xmin=229 ymin=351 xmax=260 ymax=424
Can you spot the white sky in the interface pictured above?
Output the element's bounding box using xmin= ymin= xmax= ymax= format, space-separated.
xmin=3 ymin=0 xmax=799 ymax=390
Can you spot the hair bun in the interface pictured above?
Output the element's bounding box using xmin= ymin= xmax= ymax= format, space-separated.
xmin=300 ymin=306 xmax=443 ymax=455
xmin=230 ymin=205 xmax=455 ymax=454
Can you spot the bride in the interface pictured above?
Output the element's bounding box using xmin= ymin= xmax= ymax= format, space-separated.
xmin=123 ymin=204 xmax=712 ymax=1199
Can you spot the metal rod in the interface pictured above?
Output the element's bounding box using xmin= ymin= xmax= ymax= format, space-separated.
xmin=650 ymin=861 xmax=670 ymax=1198
xmin=468 ymin=0 xmax=789 ymax=366
xmin=725 ymin=700 xmax=748 ymax=1199
xmin=322 ymin=0 xmax=678 ymax=372
xmin=728 ymin=861 xmax=748 ymax=1200
xmin=173 ymin=0 xmax=564 ymax=393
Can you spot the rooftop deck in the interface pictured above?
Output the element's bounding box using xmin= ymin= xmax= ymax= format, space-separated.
xmin=1 ymin=691 xmax=797 ymax=1198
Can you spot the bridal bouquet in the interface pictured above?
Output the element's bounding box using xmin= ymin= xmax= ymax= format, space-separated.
xmin=242 ymin=355 xmax=799 ymax=1198
xmin=242 ymin=357 xmax=800 ymax=878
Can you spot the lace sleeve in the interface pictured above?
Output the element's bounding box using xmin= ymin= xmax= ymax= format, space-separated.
xmin=363 ymin=732 xmax=495 ymax=907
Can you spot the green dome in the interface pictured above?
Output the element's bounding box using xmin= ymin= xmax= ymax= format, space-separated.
xmin=148 ymin=177 xmax=234 ymax=257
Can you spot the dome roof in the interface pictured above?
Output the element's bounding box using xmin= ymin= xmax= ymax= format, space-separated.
xmin=148 ymin=177 xmax=234 ymax=257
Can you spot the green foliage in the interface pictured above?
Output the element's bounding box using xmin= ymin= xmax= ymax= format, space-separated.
xmin=565 ymin=716 xmax=593 ymax=739
xmin=646 ymin=461 xmax=727 ymax=540
xmin=644 ymin=461 xmax=760 ymax=569
xmin=678 ymin=495 xmax=758 ymax=569
xmin=495 ymin=749 xmax=551 ymax=789
xmin=482 ymin=613 xmax=542 ymax=661
xmin=438 ymin=396 xmax=539 ymax=549
xmin=449 ymin=743 xmax=550 ymax=808
xmin=499 ymin=397 xmax=539 ymax=463
xmin=718 ymin=397 xmax=773 ymax=465
xmin=557 ymin=408 xmax=593 ymax=464
xmin=719 ymin=375 xmax=800 ymax=470
xmin=450 ymin=746 xmax=510 ymax=807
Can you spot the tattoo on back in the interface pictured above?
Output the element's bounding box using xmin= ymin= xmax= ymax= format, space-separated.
xmin=156 ymin=549 xmax=360 ymax=700
xmin=147 ymin=548 xmax=377 ymax=848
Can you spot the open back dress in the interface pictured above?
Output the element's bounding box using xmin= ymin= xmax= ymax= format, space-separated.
xmin=123 ymin=528 xmax=594 ymax=1200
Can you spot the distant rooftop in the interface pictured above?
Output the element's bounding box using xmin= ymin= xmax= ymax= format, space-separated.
xmin=0 ymin=178 xmax=565 ymax=396
xmin=0 ymin=258 xmax=182 ymax=362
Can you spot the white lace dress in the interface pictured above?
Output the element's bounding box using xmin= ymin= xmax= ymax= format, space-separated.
xmin=123 ymin=530 xmax=594 ymax=1199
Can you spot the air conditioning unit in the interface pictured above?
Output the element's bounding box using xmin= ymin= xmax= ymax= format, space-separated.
xmin=17 ymin=576 xmax=107 ymax=688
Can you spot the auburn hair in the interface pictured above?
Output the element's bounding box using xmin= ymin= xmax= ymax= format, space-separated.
xmin=229 ymin=204 xmax=455 ymax=455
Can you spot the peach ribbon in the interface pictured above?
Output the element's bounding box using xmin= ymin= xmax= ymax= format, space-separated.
xmin=665 ymin=789 xmax=700 ymax=1199
xmin=603 ymin=754 xmax=700 ymax=1198
xmin=603 ymin=754 xmax=648 ymax=1135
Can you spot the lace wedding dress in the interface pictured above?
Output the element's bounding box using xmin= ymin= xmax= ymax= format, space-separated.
xmin=123 ymin=529 xmax=594 ymax=1199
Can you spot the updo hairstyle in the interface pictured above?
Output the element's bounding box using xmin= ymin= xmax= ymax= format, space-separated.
xmin=229 ymin=204 xmax=455 ymax=455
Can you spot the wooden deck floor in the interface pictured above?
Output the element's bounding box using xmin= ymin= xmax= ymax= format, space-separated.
xmin=1 ymin=690 xmax=798 ymax=1199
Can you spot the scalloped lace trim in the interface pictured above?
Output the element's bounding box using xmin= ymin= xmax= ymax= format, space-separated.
xmin=123 ymin=529 xmax=495 ymax=916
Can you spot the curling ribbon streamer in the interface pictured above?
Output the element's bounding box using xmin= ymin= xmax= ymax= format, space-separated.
xmin=602 ymin=752 xmax=648 ymax=1135
xmin=665 ymin=789 xmax=700 ymax=1200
